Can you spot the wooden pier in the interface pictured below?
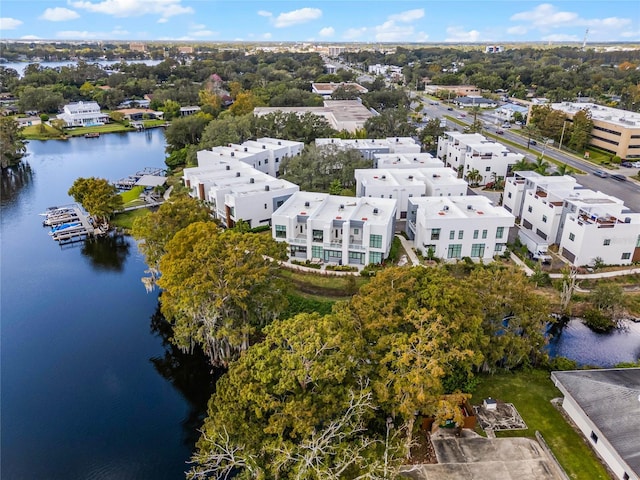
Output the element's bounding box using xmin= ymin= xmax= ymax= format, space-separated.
xmin=41 ymin=204 xmax=102 ymax=244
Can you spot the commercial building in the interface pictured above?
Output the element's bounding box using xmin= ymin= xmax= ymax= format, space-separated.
xmin=311 ymin=82 xmax=368 ymax=99
xmin=315 ymin=137 xmax=420 ymax=160
xmin=406 ymin=196 xmax=515 ymax=262
xmin=548 ymin=102 xmax=640 ymax=160
xmin=254 ymin=100 xmax=374 ymax=133
xmin=424 ymin=85 xmax=480 ymax=97
xmin=437 ymin=132 xmax=523 ymax=186
xmin=183 ymin=151 xmax=299 ymax=229
xmin=495 ymin=104 xmax=529 ymax=121
xmin=552 ymin=369 xmax=640 ymax=480
xmin=453 ymin=97 xmax=498 ymax=108
xmin=355 ymin=167 xmax=467 ymax=219
xmin=373 ymin=152 xmax=443 ymax=169
xmin=272 ymin=192 xmax=397 ymax=266
xmin=58 ymin=101 xmax=109 ymax=127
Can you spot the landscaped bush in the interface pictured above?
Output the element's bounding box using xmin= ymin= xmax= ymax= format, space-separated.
xmin=547 ymin=356 xmax=578 ymax=371
xmin=582 ymin=308 xmax=616 ymax=333
xmin=249 ymin=224 xmax=271 ymax=233
xmin=290 ymin=259 xmax=321 ymax=269
xmin=325 ymin=264 xmax=358 ymax=272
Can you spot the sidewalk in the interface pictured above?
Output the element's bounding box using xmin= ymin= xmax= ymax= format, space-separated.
xmin=397 ymin=234 xmax=420 ymax=266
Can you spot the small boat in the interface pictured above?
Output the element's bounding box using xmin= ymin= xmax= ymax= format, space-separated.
xmin=49 ymin=222 xmax=81 ymax=234
xmin=84 ymin=132 xmax=100 ymax=138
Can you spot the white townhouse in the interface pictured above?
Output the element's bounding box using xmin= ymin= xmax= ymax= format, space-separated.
xmin=58 ymin=101 xmax=109 ymax=127
xmin=503 ymin=171 xmax=579 ymax=219
xmin=316 ymin=137 xmax=421 ymax=160
xmin=272 ymin=192 xmax=397 ymax=266
xmin=355 ymin=167 xmax=467 ymax=219
xmin=558 ymin=191 xmax=640 ymax=266
xmin=437 ymin=132 xmax=523 ymax=186
xmin=406 ymin=196 xmax=515 ymax=262
xmin=183 ymin=152 xmax=299 ymax=229
xmin=373 ymin=152 xmax=443 ymax=169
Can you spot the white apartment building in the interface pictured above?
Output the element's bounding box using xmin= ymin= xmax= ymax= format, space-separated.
xmin=58 ymin=101 xmax=109 ymax=127
xmin=373 ymin=152 xmax=443 ymax=169
xmin=272 ymin=192 xmax=397 ymax=266
xmin=437 ymin=132 xmax=523 ymax=186
xmin=316 ymin=137 xmax=421 ymax=160
xmin=355 ymin=167 xmax=467 ymax=219
xmin=558 ymin=191 xmax=640 ymax=266
xmin=503 ymin=171 xmax=578 ymax=218
xmin=406 ymin=196 xmax=515 ymax=262
xmin=183 ymin=152 xmax=299 ymax=229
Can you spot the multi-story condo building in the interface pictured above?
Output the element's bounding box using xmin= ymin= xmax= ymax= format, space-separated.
xmin=548 ymin=102 xmax=640 ymax=160
xmin=183 ymin=152 xmax=299 ymax=229
xmin=503 ymin=171 xmax=579 ymax=218
xmin=373 ymin=152 xmax=443 ymax=169
xmin=406 ymin=196 xmax=515 ymax=262
xmin=316 ymin=137 xmax=421 ymax=160
xmin=437 ymin=132 xmax=523 ymax=186
xmin=355 ymin=167 xmax=467 ymax=219
xmin=272 ymin=192 xmax=397 ymax=266
xmin=58 ymin=101 xmax=109 ymax=127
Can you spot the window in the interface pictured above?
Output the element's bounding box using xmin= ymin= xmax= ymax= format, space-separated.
xmin=458 ymin=230 xmax=464 ymax=239
xmin=542 ymin=215 xmax=547 ymax=223
xmin=590 ymin=431 xmax=598 ymax=444
xmin=623 ymin=473 xmax=629 ymax=480
xmin=312 ymin=229 xmax=323 ymax=242
xmin=447 ymin=244 xmax=462 ymax=259
xmin=264 ymin=159 xmax=268 ymax=164
xmin=311 ymin=246 xmax=323 ymax=258
xmin=449 ymin=230 xmax=455 ymax=240
xmin=473 ymin=230 xmax=479 ymax=239
xmin=507 ymin=192 xmax=512 ymax=198
xmin=495 ymin=243 xmax=506 ymax=252
xmin=431 ymin=228 xmax=441 ymax=241
xmin=622 ymin=252 xmax=631 ymax=260
xmin=369 ymin=251 xmax=383 ymax=264
xmin=353 ymin=228 xmax=359 ymax=235
xmin=603 ymin=239 xmax=611 ymax=246
xmin=569 ymin=233 xmax=575 ymax=241
xmin=275 ymin=225 xmax=286 ymax=238
xmin=471 ymin=243 xmax=486 ymax=257
xmin=496 ymin=227 xmax=504 ymax=239
xmin=485 ymin=166 xmax=491 ymax=172
xmin=369 ymin=234 xmax=382 ymax=248
xmin=264 ymin=203 xmax=268 ymax=209
xmin=482 ymin=229 xmax=487 ymax=239
xmin=527 ymin=206 xmax=533 ymax=213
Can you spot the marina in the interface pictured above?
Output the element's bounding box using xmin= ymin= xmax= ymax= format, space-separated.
xmin=41 ymin=204 xmax=104 ymax=243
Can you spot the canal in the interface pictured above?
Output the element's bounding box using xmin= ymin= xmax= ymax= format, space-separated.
xmin=1 ymin=129 xmax=212 ymax=479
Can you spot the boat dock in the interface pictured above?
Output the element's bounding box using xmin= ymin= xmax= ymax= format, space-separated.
xmin=114 ymin=167 xmax=165 ymax=190
xmin=41 ymin=204 xmax=101 ymax=244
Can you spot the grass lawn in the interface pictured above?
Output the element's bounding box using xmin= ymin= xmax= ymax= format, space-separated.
xmin=65 ymin=123 xmax=134 ymax=137
xmin=120 ymin=185 xmax=145 ymax=203
xmin=22 ymin=123 xmax=66 ymax=140
xmin=112 ymin=208 xmax=150 ymax=230
xmin=278 ymin=268 xmax=369 ymax=299
xmin=142 ymin=119 xmax=167 ymax=128
xmin=473 ymin=369 xmax=610 ymax=480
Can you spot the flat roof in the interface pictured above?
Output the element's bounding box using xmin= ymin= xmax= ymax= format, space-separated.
xmin=552 ymin=368 xmax=640 ymax=477
xmin=374 ymin=153 xmax=442 ymax=168
xmin=551 ymin=102 xmax=640 ymax=129
xmin=135 ymin=175 xmax=166 ymax=187
xmin=411 ymin=196 xmax=514 ymax=220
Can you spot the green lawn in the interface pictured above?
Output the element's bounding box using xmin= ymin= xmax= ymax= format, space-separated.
xmin=22 ymin=123 xmax=67 ymax=140
xmin=120 ymin=185 xmax=145 ymax=203
xmin=473 ymin=370 xmax=610 ymax=480
xmin=111 ymin=208 xmax=150 ymax=230
xmin=64 ymin=123 xmax=134 ymax=136
xmin=278 ymin=268 xmax=369 ymax=299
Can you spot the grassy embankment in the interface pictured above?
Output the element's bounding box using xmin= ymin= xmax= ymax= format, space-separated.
xmin=473 ymin=369 xmax=611 ymax=480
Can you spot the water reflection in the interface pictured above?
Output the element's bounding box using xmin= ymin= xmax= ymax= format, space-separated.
xmin=149 ymin=305 xmax=220 ymax=447
xmin=80 ymin=233 xmax=131 ymax=271
xmin=1 ymin=162 xmax=33 ymax=206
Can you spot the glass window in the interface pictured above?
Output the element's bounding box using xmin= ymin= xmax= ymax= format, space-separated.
xmin=369 ymin=234 xmax=382 ymax=248
xmin=473 ymin=230 xmax=479 ymax=239
xmin=449 ymin=230 xmax=455 ymax=240
xmin=507 ymin=192 xmax=512 ymax=198
xmin=353 ymin=228 xmax=359 ymax=235
xmin=542 ymin=215 xmax=547 ymax=223
xmin=495 ymin=243 xmax=506 ymax=252
xmin=485 ymin=166 xmax=491 ymax=172
xmin=569 ymin=233 xmax=575 ymax=241
xmin=431 ymin=228 xmax=441 ymax=241
xmin=312 ymin=229 xmax=323 ymax=242
xmin=603 ymin=239 xmax=611 ymax=246
xmin=482 ymin=229 xmax=487 ymax=239
xmin=622 ymin=252 xmax=631 ymax=260
xmin=447 ymin=244 xmax=462 ymax=259
xmin=496 ymin=226 xmax=504 ymax=239
xmin=471 ymin=243 xmax=486 ymax=257
xmin=458 ymin=230 xmax=464 ymax=240
xmin=311 ymin=246 xmax=323 ymax=258
xmin=527 ymin=206 xmax=533 ymax=213
xmin=275 ymin=225 xmax=286 ymax=238
xmin=369 ymin=251 xmax=383 ymax=264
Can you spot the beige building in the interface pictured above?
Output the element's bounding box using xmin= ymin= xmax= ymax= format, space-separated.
xmin=424 ymin=85 xmax=481 ymax=97
xmin=129 ymin=42 xmax=146 ymax=52
xmin=549 ymin=102 xmax=640 ymax=160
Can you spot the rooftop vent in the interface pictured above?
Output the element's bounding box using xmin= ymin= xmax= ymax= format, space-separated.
xmin=467 ymin=205 xmax=473 ymax=210
xmin=381 ymin=175 xmax=386 ymax=180
xmin=373 ymin=207 xmax=379 ymax=214
xmin=244 ymin=147 xmax=248 ymax=152
xmin=278 ymin=141 xmax=281 ymax=145
xmin=250 ymin=178 xmax=255 ymax=183
xmin=408 ymin=175 xmax=414 ymax=180
xmin=236 ymin=172 xmax=241 ymax=177
xmin=231 ymin=152 xmax=234 ymax=157
xmin=265 ymin=185 xmax=270 ymax=191
xmin=339 ymin=204 xmax=344 ymax=210
xmin=443 ymin=205 xmax=449 ymax=211
xmin=304 ymin=201 xmax=310 ymax=207
xmin=262 ymin=145 xmax=266 ymax=149
xmin=396 ymin=138 xmax=399 ymax=142
xmin=625 ymin=217 xmax=631 ymax=223
xmin=226 ymin=165 xmax=230 ymax=170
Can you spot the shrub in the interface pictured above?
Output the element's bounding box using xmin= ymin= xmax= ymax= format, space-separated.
xmin=582 ymin=308 xmax=616 ymax=333
xmin=548 ymin=356 xmax=579 ymax=371
xmin=249 ymin=225 xmax=271 ymax=233
xmin=325 ymin=265 xmax=358 ymax=272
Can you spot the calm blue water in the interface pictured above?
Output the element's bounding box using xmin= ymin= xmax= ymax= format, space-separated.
xmin=1 ymin=59 xmax=162 ymax=78
xmin=1 ymin=130 xmax=211 ymax=479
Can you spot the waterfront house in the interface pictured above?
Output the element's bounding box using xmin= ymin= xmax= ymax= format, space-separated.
xmin=58 ymin=101 xmax=109 ymax=127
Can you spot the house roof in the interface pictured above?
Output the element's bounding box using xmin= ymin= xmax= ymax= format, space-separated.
xmin=552 ymin=368 xmax=640 ymax=477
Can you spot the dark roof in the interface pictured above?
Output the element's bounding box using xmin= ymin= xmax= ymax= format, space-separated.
xmin=552 ymin=368 xmax=640 ymax=476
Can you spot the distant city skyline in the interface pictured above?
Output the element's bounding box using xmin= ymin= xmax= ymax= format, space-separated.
xmin=1 ymin=1 xmax=639 ymax=44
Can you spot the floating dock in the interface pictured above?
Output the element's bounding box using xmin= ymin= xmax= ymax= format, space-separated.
xmin=41 ymin=204 xmax=101 ymax=244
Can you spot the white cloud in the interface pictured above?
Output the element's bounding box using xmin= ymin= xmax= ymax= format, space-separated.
xmin=70 ymin=0 xmax=193 ymax=20
xmin=542 ymin=33 xmax=579 ymax=42
xmin=21 ymin=35 xmax=42 ymax=40
xmin=319 ymin=26 xmax=334 ymax=37
xmin=56 ymin=27 xmax=129 ymax=39
xmin=192 ymin=30 xmax=215 ymax=37
xmin=40 ymin=7 xmax=80 ymax=22
xmin=507 ymin=25 xmax=528 ymax=35
xmin=510 ymin=3 xmax=631 ymax=32
xmin=0 ymin=17 xmax=23 ymax=30
xmin=157 ymin=18 xmax=168 ymax=23
xmin=273 ymin=7 xmax=322 ymax=28
xmin=388 ymin=9 xmax=424 ymax=23
xmin=620 ymin=30 xmax=640 ymax=38
xmin=257 ymin=10 xmax=272 ymax=17
xmin=343 ymin=27 xmax=367 ymax=40
xmin=445 ymin=26 xmax=480 ymax=42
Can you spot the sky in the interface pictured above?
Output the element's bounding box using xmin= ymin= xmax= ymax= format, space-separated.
xmin=0 ymin=0 xmax=639 ymax=44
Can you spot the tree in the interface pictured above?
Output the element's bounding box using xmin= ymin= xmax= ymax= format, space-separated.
xmin=521 ymin=124 xmax=539 ymax=149
xmin=511 ymin=157 xmax=534 ymax=171
xmin=331 ymin=84 xmax=361 ymax=100
xmin=533 ymin=157 xmax=550 ymax=175
xmin=0 ymin=116 xmax=27 ymax=169
xmin=157 ymin=222 xmax=288 ymax=367
xmin=68 ymin=177 xmax=123 ymax=224
xmin=567 ymin=109 xmax=593 ymax=152
xmin=254 ymin=111 xmax=336 ymax=144
xmin=464 ymin=168 xmax=482 ymax=187
xmin=18 ymin=85 xmax=64 ymax=113
xmin=363 ymin=107 xmax=416 ymax=138
xmin=160 ymin=99 xmax=180 ymax=121
xmin=419 ymin=118 xmax=445 ymax=151
xmin=109 ymin=111 xmax=125 ymax=124
xmin=199 ymin=114 xmax=254 ymax=149
xmin=131 ymin=194 xmax=212 ymax=277
xmin=164 ymin=113 xmax=212 ymax=152
xmin=228 ymin=91 xmax=262 ymax=116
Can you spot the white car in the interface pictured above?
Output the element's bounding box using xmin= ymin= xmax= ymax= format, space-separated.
xmin=632 ymin=161 xmax=640 ymax=168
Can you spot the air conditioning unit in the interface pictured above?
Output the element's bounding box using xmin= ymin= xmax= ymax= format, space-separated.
xmin=373 ymin=208 xmax=379 ymax=214
xmin=250 ymin=178 xmax=255 ymax=183
xmin=304 ymin=201 xmax=310 ymax=207
xmin=467 ymin=205 xmax=473 ymax=210
xmin=443 ymin=205 xmax=449 ymax=211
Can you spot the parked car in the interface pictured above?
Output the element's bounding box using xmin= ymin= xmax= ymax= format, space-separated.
xmin=447 ymin=107 xmax=453 ymax=111
xmin=621 ymin=161 xmax=633 ymax=168
xmin=610 ymin=174 xmax=627 ymax=181
xmin=632 ymin=161 xmax=640 ymax=168
xmin=593 ymin=169 xmax=608 ymax=178
xmin=496 ymin=129 xmax=504 ymax=135
xmin=501 ymin=124 xmax=511 ymax=129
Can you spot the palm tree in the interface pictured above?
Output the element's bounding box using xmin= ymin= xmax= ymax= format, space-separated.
xmin=521 ymin=124 xmax=539 ymax=149
xmin=465 ymin=168 xmax=482 ymax=187
xmin=554 ymin=163 xmax=570 ymax=176
xmin=511 ymin=158 xmax=534 ymax=171
xmin=533 ymin=157 xmax=550 ymax=175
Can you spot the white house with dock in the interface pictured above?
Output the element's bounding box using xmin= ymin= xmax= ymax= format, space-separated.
xmin=58 ymin=101 xmax=109 ymax=127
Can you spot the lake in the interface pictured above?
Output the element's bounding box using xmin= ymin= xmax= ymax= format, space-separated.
xmin=1 ymin=59 xmax=163 ymax=77
xmin=0 ymin=129 xmax=213 ymax=480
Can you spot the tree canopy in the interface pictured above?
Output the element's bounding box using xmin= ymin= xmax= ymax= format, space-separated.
xmin=68 ymin=177 xmax=123 ymax=224
xmin=0 ymin=116 xmax=27 ymax=169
